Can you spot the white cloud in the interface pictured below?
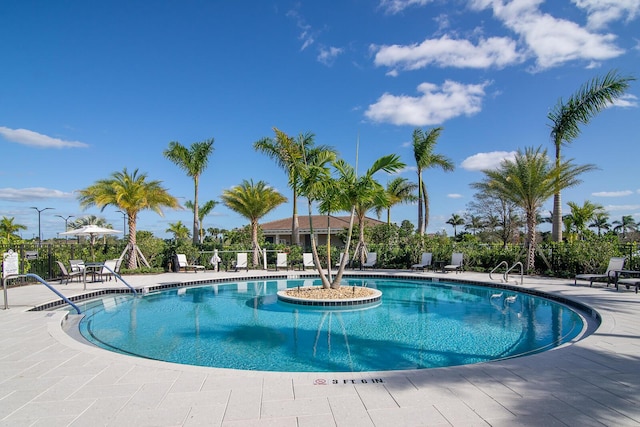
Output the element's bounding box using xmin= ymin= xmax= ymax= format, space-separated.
xmin=470 ymin=0 xmax=625 ymax=70
xmin=317 ymin=46 xmax=343 ymax=66
xmin=447 ymin=193 xmax=463 ymax=199
xmin=610 ymin=94 xmax=638 ymax=108
xmin=592 ymin=190 xmax=633 ymax=197
xmin=0 ymin=187 xmax=75 ymax=201
xmin=0 ymin=127 xmax=89 ymax=148
xmin=372 ymin=35 xmax=523 ymax=71
xmin=379 ymin=0 xmax=433 ymax=14
xmin=365 ymin=80 xmax=489 ymax=126
xmin=286 ymin=8 xmax=315 ymax=51
xmin=604 ymin=204 xmax=640 ymax=211
xmin=572 ymin=0 xmax=640 ymax=29
xmin=461 ymin=150 xmax=517 ymax=171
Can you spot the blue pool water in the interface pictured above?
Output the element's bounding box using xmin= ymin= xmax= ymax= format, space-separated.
xmin=78 ymin=278 xmax=585 ymax=372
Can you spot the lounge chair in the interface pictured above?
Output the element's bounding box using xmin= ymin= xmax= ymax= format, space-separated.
xmin=444 ymin=253 xmax=464 ymax=273
xmin=69 ymin=259 xmax=85 ymax=273
xmin=575 ymin=257 xmax=625 ymax=287
xmin=276 ymin=252 xmax=288 ymax=271
xmin=616 ymin=275 xmax=640 ymax=293
xmin=411 ymin=252 xmax=432 ymax=271
xmin=301 ymin=253 xmax=314 ymax=270
xmin=234 ymin=252 xmax=248 ymax=272
xmin=335 ymin=252 xmax=349 ymax=269
xmin=362 ymin=252 xmax=377 ymax=269
xmin=176 ymin=254 xmax=205 ymax=273
xmin=56 ymin=261 xmax=82 ymax=284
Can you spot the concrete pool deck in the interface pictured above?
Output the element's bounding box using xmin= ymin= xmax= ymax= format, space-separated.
xmin=1 ymin=269 xmax=639 ymax=426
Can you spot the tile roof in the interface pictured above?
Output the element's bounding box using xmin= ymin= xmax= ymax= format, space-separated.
xmin=260 ymin=215 xmax=384 ymax=232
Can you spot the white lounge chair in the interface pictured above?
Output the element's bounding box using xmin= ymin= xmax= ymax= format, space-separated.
xmin=97 ymin=259 xmax=120 ymax=282
xmin=411 ymin=252 xmax=432 ymax=271
xmin=176 ymin=254 xmax=205 ymax=273
xmin=575 ymin=257 xmax=625 ymax=287
xmin=301 ymin=253 xmax=314 ymax=270
xmin=276 ymin=252 xmax=288 ymax=271
xmin=234 ymin=252 xmax=248 ymax=271
xmin=69 ymin=259 xmax=85 ymax=273
xmin=363 ymin=252 xmax=377 ymax=269
xmin=335 ymin=252 xmax=349 ymax=269
xmin=444 ymin=253 xmax=463 ymax=273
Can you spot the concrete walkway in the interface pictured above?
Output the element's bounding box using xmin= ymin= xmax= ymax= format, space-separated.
xmin=1 ymin=269 xmax=639 ymax=426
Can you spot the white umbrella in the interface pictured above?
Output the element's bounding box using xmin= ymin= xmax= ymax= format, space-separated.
xmin=60 ymin=225 xmax=121 ymax=261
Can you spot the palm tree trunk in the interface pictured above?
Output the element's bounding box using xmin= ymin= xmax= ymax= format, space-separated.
xmin=127 ymin=213 xmax=137 ymax=269
xmin=526 ymin=214 xmax=537 ymax=272
xmin=417 ymin=171 xmax=424 ymax=235
xmin=331 ymin=206 xmax=357 ymax=289
xmin=423 ymin=182 xmax=430 ymax=232
xmin=251 ymin=220 xmax=260 ymax=266
xmin=552 ymin=145 xmax=563 ymax=242
xmin=292 ymin=187 xmax=300 ymax=246
xmin=193 ymin=176 xmax=200 ymax=245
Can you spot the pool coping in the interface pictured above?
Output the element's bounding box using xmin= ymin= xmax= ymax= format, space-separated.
xmin=1 ymin=269 xmax=639 ymax=426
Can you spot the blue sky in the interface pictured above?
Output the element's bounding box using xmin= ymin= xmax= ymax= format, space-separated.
xmin=1 ymin=0 xmax=639 ymax=241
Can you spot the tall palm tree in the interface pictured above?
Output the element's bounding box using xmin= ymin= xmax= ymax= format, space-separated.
xmin=412 ymin=127 xmax=454 ymax=235
xmin=0 ymin=216 xmax=26 ymax=243
xmin=77 ymin=168 xmax=180 ymax=269
xmin=464 ymin=214 xmax=485 ymax=236
xmin=221 ymin=179 xmax=287 ymax=266
xmin=548 ymin=70 xmax=635 ymax=241
xmin=166 ymin=221 xmax=190 ymax=242
xmin=184 ymin=200 xmax=218 ymax=244
xmin=472 ymin=146 xmax=595 ymax=271
xmin=589 ymin=212 xmax=610 ymax=236
xmin=163 ymin=138 xmax=215 ymax=245
xmin=375 ymin=177 xmax=418 ymax=225
xmin=446 ymin=213 xmax=465 ymax=237
xmin=566 ymin=200 xmax=604 ymax=239
xmin=254 ymin=128 xmax=336 ymax=247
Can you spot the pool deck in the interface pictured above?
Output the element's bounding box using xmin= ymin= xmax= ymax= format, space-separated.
xmin=1 ymin=269 xmax=639 ymax=426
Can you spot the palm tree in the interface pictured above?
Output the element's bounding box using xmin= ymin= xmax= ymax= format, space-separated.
xmin=220 ymin=179 xmax=287 ymax=266
xmin=589 ymin=212 xmax=610 ymax=236
xmin=412 ymin=127 xmax=454 ymax=235
xmin=254 ymin=128 xmax=336 ymax=247
xmin=472 ymin=146 xmax=595 ymax=271
xmin=612 ymin=215 xmax=637 ymax=239
xmin=77 ymin=168 xmax=180 ymax=269
xmin=375 ymin=177 xmax=418 ymax=225
xmin=166 ymin=221 xmax=190 ymax=242
xmin=184 ymin=200 xmax=218 ymax=244
xmin=446 ymin=213 xmax=465 ymax=237
xmin=0 ymin=216 xmax=26 ymax=243
xmin=163 ymin=138 xmax=215 ymax=245
xmin=548 ymin=70 xmax=635 ymax=242
xmin=464 ymin=214 xmax=485 ymax=235
xmin=566 ymin=200 xmax=604 ymax=240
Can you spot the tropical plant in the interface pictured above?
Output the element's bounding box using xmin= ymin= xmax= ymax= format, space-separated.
xmin=589 ymin=212 xmax=610 ymax=236
xmin=254 ymin=128 xmax=337 ymax=247
xmin=471 ymin=146 xmax=596 ymax=271
xmin=446 ymin=213 xmax=465 ymax=237
xmin=184 ymin=199 xmax=218 ymax=244
xmin=220 ymin=179 xmax=287 ymax=266
xmin=0 ymin=216 xmax=26 ymax=243
xmin=77 ymin=168 xmax=181 ymax=269
xmin=166 ymin=221 xmax=191 ymax=242
xmin=566 ymin=200 xmax=604 ymax=240
xmin=375 ymin=177 xmax=418 ymax=225
xmin=612 ymin=215 xmax=637 ymax=239
xmin=163 ymin=138 xmax=215 ymax=245
xmin=412 ymin=127 xmax=454 ymax=235
xmin=548 ymin=70 xmax=635 ymax=241
xmin=464 ymin=214 xmax=485 ymax=236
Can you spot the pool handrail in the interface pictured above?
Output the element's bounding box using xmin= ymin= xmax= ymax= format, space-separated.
xmin=489 ymin=261 xmax=509 ymax=282
xmin=505 ymin=262 xmax=524 ymax=285
xmin=3 ymin=273 xmax=82 ymax=314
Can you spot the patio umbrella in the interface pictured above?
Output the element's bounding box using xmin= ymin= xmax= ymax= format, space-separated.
xmin=60 ymin=225 xmax=121 ymax=261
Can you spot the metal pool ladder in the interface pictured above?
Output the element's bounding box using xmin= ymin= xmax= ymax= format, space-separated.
xmin=490 ymin=261 xmax=524 ymax=285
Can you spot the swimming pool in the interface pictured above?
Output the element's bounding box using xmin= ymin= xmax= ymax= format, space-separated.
xmin=78 ymin=277 xmax=586 ymax=372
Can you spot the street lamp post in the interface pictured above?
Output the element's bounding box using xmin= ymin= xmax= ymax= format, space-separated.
xmin=116 ymin=210 xmax=127 ymax=237
xmin=30 ymin=207 xmax=53 ymax=246
xmin=55 ymin=215 xmax=74 ymax=240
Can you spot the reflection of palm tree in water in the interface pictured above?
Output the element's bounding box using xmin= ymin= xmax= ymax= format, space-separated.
xmin=313 ymin=312 xmax=353 ymax=371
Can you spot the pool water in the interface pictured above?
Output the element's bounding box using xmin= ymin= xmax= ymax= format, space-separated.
xmin=78 ymin=278 xmax=585 ymax=372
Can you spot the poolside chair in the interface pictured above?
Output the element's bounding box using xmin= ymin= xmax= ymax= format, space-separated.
xmin=69 ymin=259 xmax=85 ymax=273
xmin=97 ymin=259 xmax=119 ymax=282
xmin=301 ymin=253 xmax=314 ymax=270
xmin=234 ymin=252 xmax=248 ymax=272
xmin=335 ymin=252 xmax=349 ymax=269
xmin=56 ymin=261 xmax=82 ymax=284
xmin=362 ymin=252 xmax=377 ymax=269
xmin=276 ymin=252 xmax=288 ymax=271
xmin=176 ymin=254 xmax=205 ymax=273
xmin=444 ymin=253 xmax=464 ymax=273
xmin=574 ymin=257 xmax=625 ymax=287
xmin=411 ymin=252 xmax=432 ymax=271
